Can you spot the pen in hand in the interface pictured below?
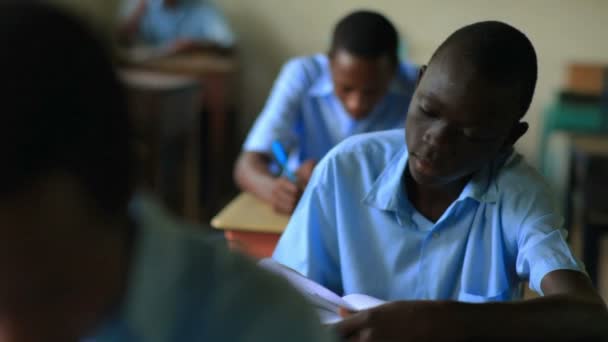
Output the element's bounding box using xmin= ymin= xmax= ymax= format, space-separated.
xmin=271 ymin=140 xmax=297 ymax=183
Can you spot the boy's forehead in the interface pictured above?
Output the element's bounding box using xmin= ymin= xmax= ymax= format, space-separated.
xmin=420 ymin=56 xmax=520 ymax=124
xmin=331 ymin=50 xmax=393 ymax=70
xmin=424 ymin=52 xmax=480 ymax=95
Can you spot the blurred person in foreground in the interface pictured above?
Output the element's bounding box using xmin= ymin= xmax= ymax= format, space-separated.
xmin=0 ymin=2 xmax=331 ymax=341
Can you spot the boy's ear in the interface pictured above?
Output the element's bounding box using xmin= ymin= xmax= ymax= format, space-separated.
xmin=503 ymin=121 xmax=528 ymax=149
xmin=416 ymin=65 xmax=427 ymax=88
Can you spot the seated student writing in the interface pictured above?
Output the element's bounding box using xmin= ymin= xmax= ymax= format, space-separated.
xmin=234 ymin=10 xmax=418 ymax=214
xmin=119 ymin=0 xmax=235 ymax=55
xmin=0 ymin=3 xmax=332 ymax=341
xmin=273 ymin=21 xmax=608 ymax=341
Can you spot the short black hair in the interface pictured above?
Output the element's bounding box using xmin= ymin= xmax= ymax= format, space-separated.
xmin=329 ymin=10 xmax=399 ymax=64
xmin=0 ymin=2 xmax=132 ymax=214
xmin=431 ymin=21 xmax=537 ymax=118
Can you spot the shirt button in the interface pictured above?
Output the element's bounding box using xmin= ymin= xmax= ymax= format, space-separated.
xmin=432 ymin=232 xmax=440 ymax=239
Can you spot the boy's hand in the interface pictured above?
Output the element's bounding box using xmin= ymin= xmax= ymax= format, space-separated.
xmin=165 ymin=39 xmax=199 ymax=55
xmin=339 ymin=307 xmax=356 ymax=318
xmin=119 ymin=0 xmax=147 ymax=43
xmin=334 ymin=301 xmax=446 ymax=342
xmin=296 ymin=159 xmax=317 ymax=188
xmin=270 ymin=178 xmax=302 ymax=214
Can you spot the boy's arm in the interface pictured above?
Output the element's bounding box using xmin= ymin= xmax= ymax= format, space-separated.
xmin=190 ymin=3 xmax=236 ymax=49
xmin=163 ymin=39 xmax=235 ymax=56
xmin=117 ymin=0 xmax=146 ymax=45
xmin=235 ymin=57 xmax=318 ymax=213
xmin=336 ymin=184 xmax=607 ymax=341
xmin=234 ymin=152 xmax=301 ymax=214
xmin=163 ymin=3 xmax=235 ymax=55
xmin=336 ymin=270 xmax=608 ymax=341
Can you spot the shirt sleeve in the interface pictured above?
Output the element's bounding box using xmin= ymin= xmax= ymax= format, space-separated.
xmin=512 ymin=181 xmax=585 ymax=295
xmin=238 ymin=270 xmax=337 ymax=342
xmin=118 ymin=0 xmax=141 ymax=19
xmin=399 ymin=60 xmax=419 ymax=84
xmin=189 ymin=3 xmax=235 ymax=47
xmin=243 ymin=57 xmax=313 ymax=154
xmin=203 ymin=242 xmax=336 ymax=342
xmin=272 ymin=161 xmax=343 ymax=294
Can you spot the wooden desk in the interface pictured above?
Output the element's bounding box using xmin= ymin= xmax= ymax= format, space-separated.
xmin=120 ymin=69 xmax=202 ymax=221
xmin=133 ymin=52 xmax=236 ymax=74
xmin=211 ymin=193 xmax=290 ymax=258
xmin=570 ymin=134 xmax=608 ymax=286
xmin=123 ymin=49 xmax=238 ymax=220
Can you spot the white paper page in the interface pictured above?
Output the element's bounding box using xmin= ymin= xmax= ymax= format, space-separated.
xmin=319 ymin=295 xmax=386 ymax=324
xmin=342 ymin=294 xmax=386 ymax=311
xmin=258 ymin=258 xmax=355 ymax=313
xmin=317 ymin=307 xmax=341 ymax=325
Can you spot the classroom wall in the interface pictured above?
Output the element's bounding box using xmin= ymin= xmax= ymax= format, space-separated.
xmin=217 ymin=0 xmax=608 ymax=165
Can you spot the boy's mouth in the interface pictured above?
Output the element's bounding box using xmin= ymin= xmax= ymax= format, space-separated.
xmin=411 ymin=154 xmax=439 ymax=176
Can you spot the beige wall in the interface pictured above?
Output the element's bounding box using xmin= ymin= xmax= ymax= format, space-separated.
xmin=44 ymin=0 xmax=608 ymax=164
xmin=218 ymin=0 xmax=608 ymax=165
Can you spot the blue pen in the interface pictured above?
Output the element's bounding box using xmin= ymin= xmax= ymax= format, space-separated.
xmin=271 ymin=140 xmax=297 ymax=183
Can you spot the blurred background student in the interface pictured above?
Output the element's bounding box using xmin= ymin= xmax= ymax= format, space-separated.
xmin=234 ymin=10 xmax=418 ymax=214
xmin=119 ymin=0 xmax=235 ymax=55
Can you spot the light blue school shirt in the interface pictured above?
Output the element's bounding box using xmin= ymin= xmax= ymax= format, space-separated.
xmin=87 ymin=196 xmax=333 ymax=341
xmin=244 ymin=54 xmax=417 ymax=170
xmin=273 ymin=129 xmax=585 ymax=302
xmin=121 ymin=0 xmax=235 ymax=48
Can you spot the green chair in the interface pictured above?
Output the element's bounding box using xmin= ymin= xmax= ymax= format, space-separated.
xmin=539 ymin=102 xmax=607 ymax=176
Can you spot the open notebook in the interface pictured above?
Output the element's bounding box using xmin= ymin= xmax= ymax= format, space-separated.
xmin=259 ymin=258 xmax=386 ymax=323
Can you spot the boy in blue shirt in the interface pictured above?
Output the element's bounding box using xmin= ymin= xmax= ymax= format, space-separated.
xmin=0 ymin=3 xmax=331 ymax=341
xmin=119 ymin=0 xmax=235 ymax=54
xmin=235 ymin=10 xmax=418 ymax=214
xmin=274 ymin=21 xmax=608 ymax=340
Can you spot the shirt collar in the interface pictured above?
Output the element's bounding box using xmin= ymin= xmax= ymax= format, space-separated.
xmin=362 ymin=146 xmax=409 ymax=212
xmin=457 ymin=162 xmax=498 ymax=203
xmin=363 ymin=147 xmax=505 ymax=213
xmin=308 ymin=67 xmax=333 ymax=96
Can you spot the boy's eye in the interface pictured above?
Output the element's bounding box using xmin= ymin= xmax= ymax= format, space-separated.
xmin=419 ymin=106 xmax=437 ymax=118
